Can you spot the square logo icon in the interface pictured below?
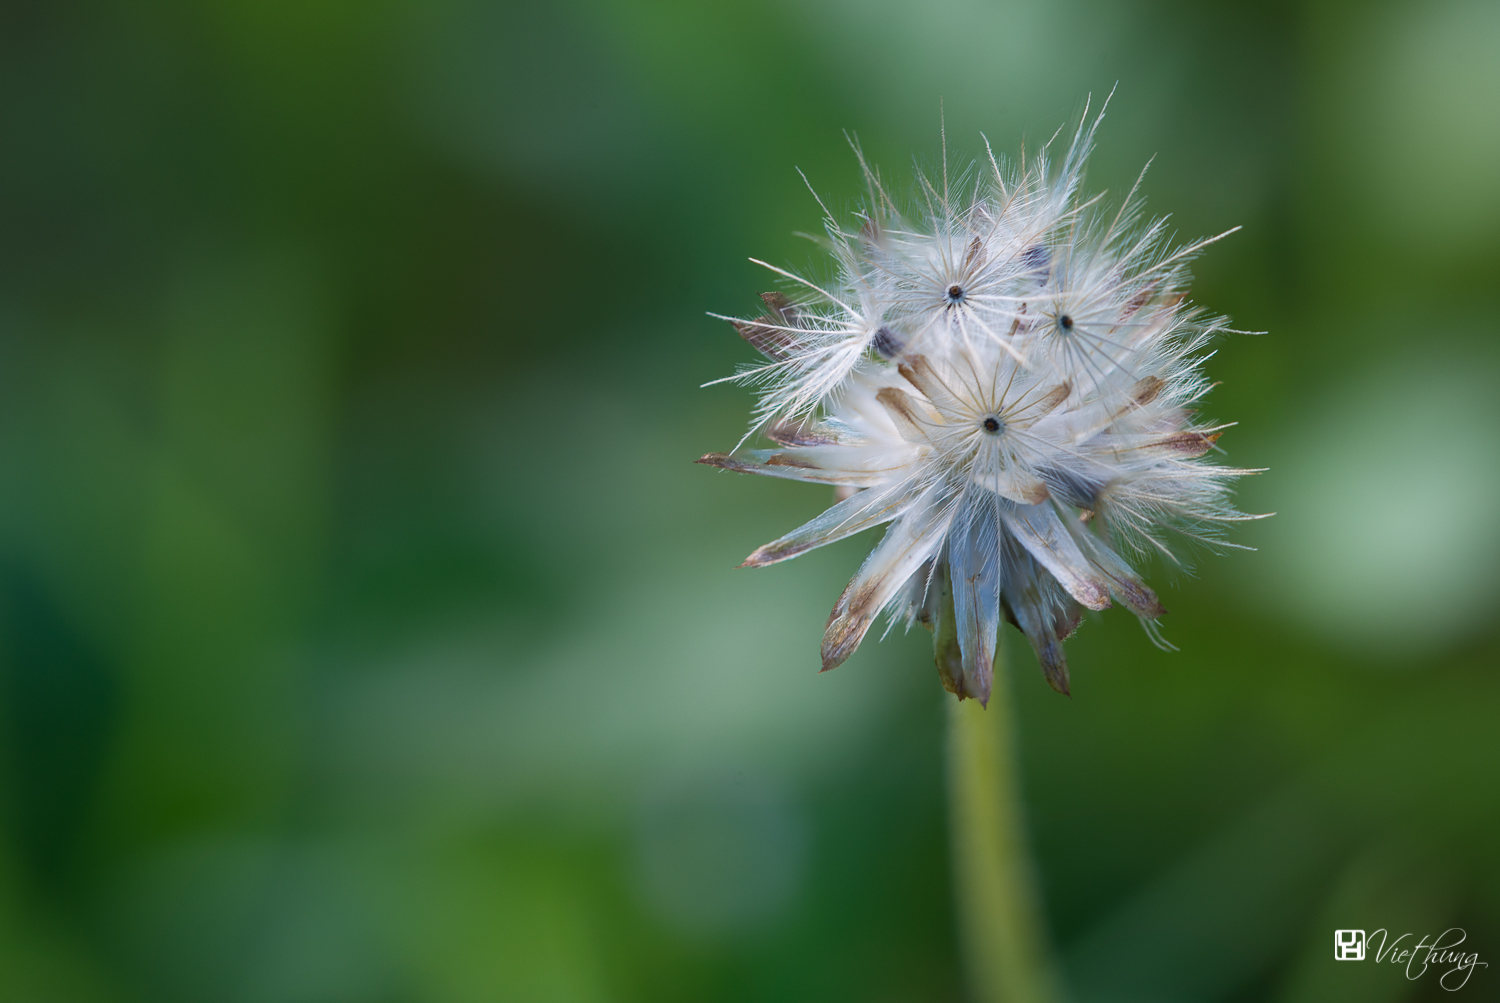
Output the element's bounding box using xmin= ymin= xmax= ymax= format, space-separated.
xmin=1335 ymin=929 xmax=1366 ymax=961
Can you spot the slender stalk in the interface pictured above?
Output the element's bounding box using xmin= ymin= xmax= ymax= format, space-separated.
xmin=945 ymin=639 xmax=1063 ymax=1003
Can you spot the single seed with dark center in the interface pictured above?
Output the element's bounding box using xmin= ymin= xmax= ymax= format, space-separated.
xmin=982 ymin=416 xmax=1001 ymax=433
xmin=947 ymin=284 xmax=965 ymax=302
xmin=1059 ymin=314 xmax=1074 ymax=330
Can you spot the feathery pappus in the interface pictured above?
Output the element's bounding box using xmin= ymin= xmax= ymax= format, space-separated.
xmin=699 ymin=106 xmax=1261 ymax=705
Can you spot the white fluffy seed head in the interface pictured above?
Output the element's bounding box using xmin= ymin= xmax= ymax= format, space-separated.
xmin=700 ymin=104 xmax=1261 ymax=705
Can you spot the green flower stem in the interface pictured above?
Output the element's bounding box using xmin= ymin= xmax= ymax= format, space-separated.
xmin=945 ymin=641 xmax=1063 ymax=1003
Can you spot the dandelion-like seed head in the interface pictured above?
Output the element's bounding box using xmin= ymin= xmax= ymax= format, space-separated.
xmin=699 ymin=103 xmax=1260 ymax=705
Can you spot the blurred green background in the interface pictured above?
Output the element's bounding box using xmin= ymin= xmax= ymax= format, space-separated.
xmin=0 ymin=0 xmax=1497 ymax=1000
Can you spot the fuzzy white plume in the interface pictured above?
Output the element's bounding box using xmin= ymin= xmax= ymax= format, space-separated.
xmin=701 ymin=103 xmax=1261 ymax=704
